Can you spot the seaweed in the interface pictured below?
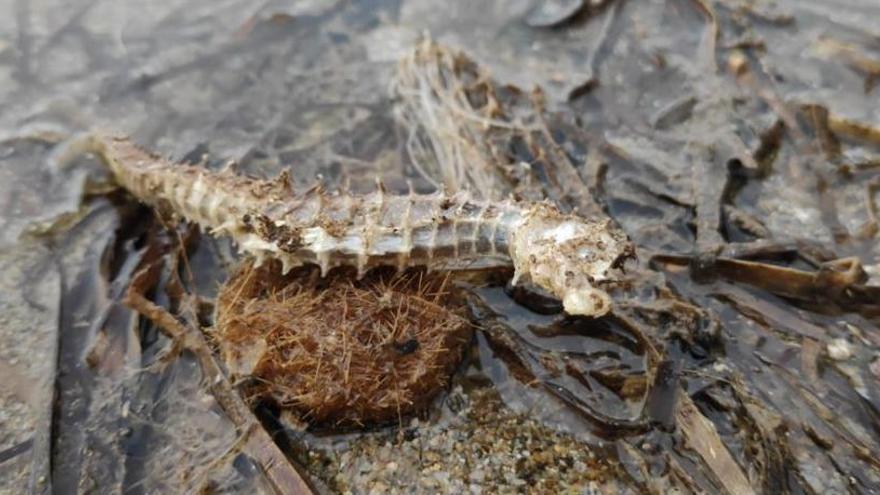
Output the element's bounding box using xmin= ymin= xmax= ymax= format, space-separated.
xmin=3 ymin=0 xmax=880 ymax=492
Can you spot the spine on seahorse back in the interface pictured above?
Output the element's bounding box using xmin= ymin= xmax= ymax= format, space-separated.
xmin=93 ymin=135 xmax=261 ymax=231
xmin=92 ymin=135 xmax=524 ymax=275
xmin=247 ymin=185 xmax=525 ymax=276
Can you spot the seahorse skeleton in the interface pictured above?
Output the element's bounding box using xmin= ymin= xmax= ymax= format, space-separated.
xmin=59 ymin=134 xmax=634 ymax=317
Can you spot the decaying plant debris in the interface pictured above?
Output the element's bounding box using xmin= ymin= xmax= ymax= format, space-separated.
xmin=389 ymin=36 xmax=880 ymax=493
xmin=392 ymin=39 xmax=605 ymax=216
xmin=3 ymin=0 xmax=880 ymax=493
xmin=215 ymin=261 xmax=471 ymax=425
xmin=124 ymin=243 xmax=315 ymax=493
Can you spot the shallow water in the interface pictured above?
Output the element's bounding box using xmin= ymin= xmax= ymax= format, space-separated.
xmin=1 ymin=0 xmax=879 ymax=493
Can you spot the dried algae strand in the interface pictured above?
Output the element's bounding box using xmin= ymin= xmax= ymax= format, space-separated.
xmin=391 ymin=38 xmax=520 ymax=197
xmin=54 ymin=133 xmax=633 ymax=316
xmin=392 ymin=39 xmax=606 ymax=218
xmin=214 ymin=261 xmax=471 ymax=425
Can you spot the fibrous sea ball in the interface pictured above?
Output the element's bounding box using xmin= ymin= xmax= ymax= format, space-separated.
xmin=214 ymin=259 xmax=472 ymax=426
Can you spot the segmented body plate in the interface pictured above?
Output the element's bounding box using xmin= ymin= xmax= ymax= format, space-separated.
xmin=77 ymin=134 xmax=633 ymax=316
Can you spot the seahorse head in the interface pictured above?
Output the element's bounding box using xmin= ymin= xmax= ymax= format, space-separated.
xmin=509 ymin=203 xmax=634 ymax=317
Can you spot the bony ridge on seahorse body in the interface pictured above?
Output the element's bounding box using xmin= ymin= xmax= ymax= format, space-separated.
xmin=54 ymin=133 xmax=635 ymax=317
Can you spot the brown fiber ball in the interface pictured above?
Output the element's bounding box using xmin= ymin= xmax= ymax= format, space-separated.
xmin=213 ymin=260 xmax=472 ymax=426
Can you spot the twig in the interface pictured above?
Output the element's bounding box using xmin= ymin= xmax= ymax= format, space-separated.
xmin=677 ymin=393 xmax=756 ymax=495
xmin=125 ymin=260 xmax=314 ymax=494
xmin=688 ymin=0 xmax=719 ymax=72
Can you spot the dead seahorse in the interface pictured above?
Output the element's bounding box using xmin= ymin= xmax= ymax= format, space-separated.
xmin=53 ymin=133 xmax=634 ymax=317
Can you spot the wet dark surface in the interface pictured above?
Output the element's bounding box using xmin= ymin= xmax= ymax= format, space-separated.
xmin=1 ymin=0 xmax=879 ymax=493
